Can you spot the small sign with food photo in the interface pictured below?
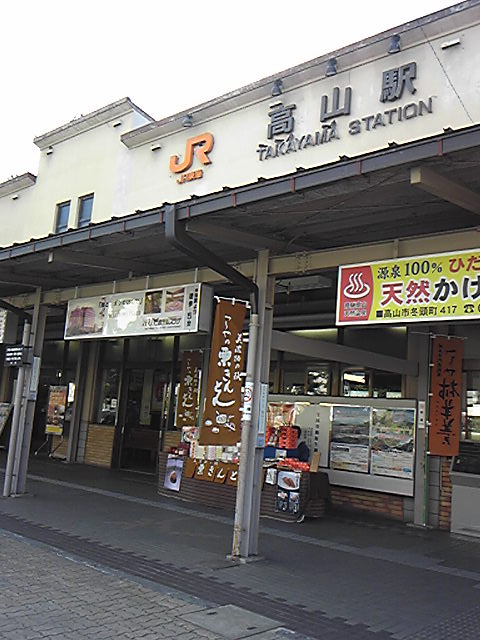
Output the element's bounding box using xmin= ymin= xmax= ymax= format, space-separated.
xmin=277 ymin=470 xmax=301 ymax=491
xmin=164 ymin=456 xmax=184 ymax=492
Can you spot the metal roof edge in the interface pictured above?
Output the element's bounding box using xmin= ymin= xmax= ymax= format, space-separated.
xmin=33 ymin=98 xmax=155 ymax=150
xmin=121 ymin=1 xmax=480 ymax=148
xmin=0 ymin=173 xmax=37 ymax=198
xmin=2 ymin=122 xmax=480 ymax=262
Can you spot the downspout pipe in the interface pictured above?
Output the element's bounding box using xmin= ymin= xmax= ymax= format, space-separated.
xmin=164 ymin=203 xmax=262 ymax=560
xmin=164 ymin=204 xmax=258 ymax=312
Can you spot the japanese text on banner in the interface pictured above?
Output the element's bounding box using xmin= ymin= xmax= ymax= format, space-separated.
xmin=200 ymin=300 xmax=247 ymax=445
xmin=337 ymin=249 xmax=480 ymax=325
xmin=176 ymin=351 xmax=201 ymax=428
xmin=428 ymin=336 xmax=462 ymax=456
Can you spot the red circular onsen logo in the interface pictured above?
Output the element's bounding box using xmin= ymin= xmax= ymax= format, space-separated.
xmin=338 ymin=266 xmax=373 ymax=323
xmin=344 ymin=271 xmax=371 ymax=298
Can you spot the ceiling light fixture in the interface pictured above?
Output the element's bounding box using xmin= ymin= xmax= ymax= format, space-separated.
xmin=271 ymin=79 xmax=283 ymax=97
xmin=388 ymin=34 xmax=401 ymax=54
xmin=325 ymin=58 xmax=337 ymax=77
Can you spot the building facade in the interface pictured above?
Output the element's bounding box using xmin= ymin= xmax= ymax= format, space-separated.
xmin=1 ymin=1 xmax=480 ymax=541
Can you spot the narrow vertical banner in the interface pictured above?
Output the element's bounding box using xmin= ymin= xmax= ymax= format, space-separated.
xmin=428 ymin=336 xmax=463 ymax=456
xmin=176 ymin=350 xmax=201 ymax=428
xmin=45 ymin=385 xmax=68 ymax=436
xmin=200 ymin=300 xmax=247 ymax=445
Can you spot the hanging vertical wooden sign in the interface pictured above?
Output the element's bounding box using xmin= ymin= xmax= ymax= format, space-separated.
xmin=176 ymin=350 xmax=201 ymax=428
xmin=428 ymin=336 xmax=463 ymax=456
xmin=199 ymin=299 xmax=247 ymax=445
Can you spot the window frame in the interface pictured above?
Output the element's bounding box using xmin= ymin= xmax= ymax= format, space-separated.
xmin=54 ymin=200 xmax=71 ymax=233
xmin=77 ymin=193 xmax=94 ymax=228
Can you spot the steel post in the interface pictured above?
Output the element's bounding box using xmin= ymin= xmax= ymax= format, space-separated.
xmin=66 ymin=341 xmax=88 ymax=463
xmin=3 ymin=321 xmax=31 ymax=497
xmin=232 ymin=312 xmax=259 ymax=558
xmin=248 ymin=274 xmax=274 ymax=554
xmin=15 ymin=296 xmax=46 ymax=495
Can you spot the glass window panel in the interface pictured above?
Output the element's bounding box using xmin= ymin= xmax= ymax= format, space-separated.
xmin=78 ymin=194 xmax=94 ymax=228
xmin=342 ymin=370 xmax=370 ymax=397
xmin=372 ymin=372 xmax=402 ymax=398
xmin=96 ymin=368 xmax=120 ymax=425
xmin=55 ymin=202 xmax=70 ymax=233
xmin=464 ymin=372 xmax=480 ymax=441
xmin=283 ymin=370 xmax=305 ymax=395
xmin=306 ymin=368 xmax=330 ymax=396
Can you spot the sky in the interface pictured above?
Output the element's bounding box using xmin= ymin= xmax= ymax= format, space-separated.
xmin=0 ymin=0 xmax=458 ymax=183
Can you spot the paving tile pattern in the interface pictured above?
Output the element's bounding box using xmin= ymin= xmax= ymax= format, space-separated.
xmin=0 ymin=512 xmax=393 ymax=640
xmin=0 ymin=532 xmax=223 ymax=640
xmin=2 ymin=460 xmax=480 ymax=640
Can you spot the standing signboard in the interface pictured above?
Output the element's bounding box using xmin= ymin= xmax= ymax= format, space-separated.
xmin=200 ymin=300 xmax=247 ymax=445
xmin=176 ymin=350 xmax=201 ymax=429
xmin=428 ymin=336 xmax=463 ymax=456
xmin=45 ymin=386 xmax=68 ymax=436
xmin=163 ymin=455 xmax=184 ymax=492
xmin=337 ymin=248 xmax=480 ymax=325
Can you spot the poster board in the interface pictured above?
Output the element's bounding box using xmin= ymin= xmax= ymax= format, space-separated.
xmin=371 ymin=408 xmax=415 ymax=479
xmin=268 ymin=395 xmax=416 ymax=496
xmin=294 ymin=403 xmax=331 ymax=468
xmin=330 ymin=406 xmax=370 ymax=473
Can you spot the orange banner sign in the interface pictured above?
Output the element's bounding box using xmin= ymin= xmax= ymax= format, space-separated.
xmin=199 ymin=299 xmax=247 ymax=445
xmin=45 ymin=385 xmax=68 ymax=436
xmin=176 ymin=351 xmax=201 ymax=428
xmin=428 ymin=336 xmax=463 ymax=456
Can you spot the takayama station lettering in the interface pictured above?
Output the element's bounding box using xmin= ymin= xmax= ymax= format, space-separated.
xmin=257 ymin=60 xmax=434 ymax=162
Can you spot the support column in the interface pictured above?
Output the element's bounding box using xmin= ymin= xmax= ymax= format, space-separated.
xmin=166 ymin=336 xmax=180 ymax=431
xmin=233 ymin=250 xmax=273 ymax=559
xmin=248 ymin=252 xmax=274 ymax=556
xmin=15 ymin=293 xmax=47 ymax=495
xmin=407 ymin=326 xmax=430 ymax=527
xmin=76 ymin=341 xmax=101 ymax=463
xmin=3 ymin=320 xmax=31 ymax=497
xmin=112 ymin=339 xmax=129 ymax=468
xmin=66 ymin=342 xmax=89 ymax=463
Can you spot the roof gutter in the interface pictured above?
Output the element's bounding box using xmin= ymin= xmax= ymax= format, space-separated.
xmin=164 ymin=204 xmax=258 ymax=313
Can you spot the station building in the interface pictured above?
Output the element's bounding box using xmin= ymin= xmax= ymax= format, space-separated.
xmin=1 ymin=1 xmax=480 ymax=538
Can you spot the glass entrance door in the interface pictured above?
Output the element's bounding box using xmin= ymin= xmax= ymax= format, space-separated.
xmin=119 ymin=369 xmax=168 ymax=472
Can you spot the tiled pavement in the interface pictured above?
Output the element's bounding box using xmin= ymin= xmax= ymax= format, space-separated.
xmin=0 ymin=532 xmax=226 ymax=640
xmin=1 ymin=458 xmax=480 ymax=639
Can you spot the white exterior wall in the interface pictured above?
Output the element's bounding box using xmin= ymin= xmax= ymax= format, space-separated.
xmin=0 ymin=109 xmax=150 ymax=247
xmin=0 ymin=11 xmax=479 ymax=248
xmin=124 ymin=20 xmax=480 ymax=212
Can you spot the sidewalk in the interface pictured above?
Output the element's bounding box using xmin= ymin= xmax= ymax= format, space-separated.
xmin=1 ymin=456 xmax=480 ymax=639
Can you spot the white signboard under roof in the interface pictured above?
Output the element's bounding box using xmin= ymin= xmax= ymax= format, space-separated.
xmin=64 ymin=283 xmax=213 ymax=340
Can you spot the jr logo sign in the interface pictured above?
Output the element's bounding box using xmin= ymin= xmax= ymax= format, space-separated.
xmin=170 ymin=133 xmax=214 ymax=184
